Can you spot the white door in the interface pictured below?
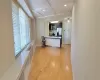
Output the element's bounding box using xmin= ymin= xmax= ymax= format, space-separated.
xmin=63 ymin=20 xmax=72 ymax=44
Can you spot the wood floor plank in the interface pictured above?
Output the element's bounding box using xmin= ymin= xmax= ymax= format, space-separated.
xmin=28 ymin=45 xmax=73 ymax=80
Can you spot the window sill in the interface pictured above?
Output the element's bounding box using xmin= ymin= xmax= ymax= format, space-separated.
xmin=0 ymin=41 xmax=34 ymax=80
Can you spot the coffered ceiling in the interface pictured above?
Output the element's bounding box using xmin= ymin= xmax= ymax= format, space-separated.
xmin=26 ymin=0 xmax=74 ymax=18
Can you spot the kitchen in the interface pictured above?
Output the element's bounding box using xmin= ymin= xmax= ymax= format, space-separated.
xmin=36 ymin=18 xmax=72 ymax=48
xmin=44 ymin=21 xmax=62 ymax=48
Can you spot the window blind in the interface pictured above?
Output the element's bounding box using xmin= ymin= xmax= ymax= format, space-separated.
xmin=19 ymin=8 xmax=27 ymax=49
xmin=19 ymin=8 xmax=31 ymax=49
xmin=12 ymin=2 xmax=31 ymax=56
xmin=12 ymin=2 xmax=21 ymax=55
xmin=26 ymin=17 xmax=31 ymax=43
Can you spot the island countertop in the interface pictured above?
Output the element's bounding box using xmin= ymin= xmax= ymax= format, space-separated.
xmin=44 ymin=36 xmax=62 ymax=48
xmin=45 ymin=36 xmax=61 ymax=39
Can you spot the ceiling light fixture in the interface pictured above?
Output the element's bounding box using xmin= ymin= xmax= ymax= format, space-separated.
xmin=64 ymin=4 xmax=67 ymax=7
xmin=50 ymin=21 xmax=59 ymax=23
xmin=42 ymin=10 xmax=46 ymax=12
xmin=67 ymin=20 xmax=70 ymax=23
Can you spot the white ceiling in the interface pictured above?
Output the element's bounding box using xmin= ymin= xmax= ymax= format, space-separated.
xmin=26 ymin=0 xmax=74 ymax=18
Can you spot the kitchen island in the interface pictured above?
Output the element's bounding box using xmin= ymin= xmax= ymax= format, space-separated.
xmin=45 ymin=36 xmax=62 ymax=48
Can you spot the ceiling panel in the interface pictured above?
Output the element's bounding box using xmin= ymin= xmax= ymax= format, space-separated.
xmin=26 ymin=0 xmax=74 ymax=18
xmin=29 ymin=0 xmax=49 ymax=9
xmin=48 ymin=0 xmax=73 ymax=14
xmin=28 ymin=0 xmax=54 ymax=17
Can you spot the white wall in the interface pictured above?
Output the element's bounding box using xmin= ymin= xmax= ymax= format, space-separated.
xmin=0 ymin=0 xmax=15 ymax=78
xmin=36 ymin=19 xmax=45 ymax=46
xmin=71 ymin=0 xmax=100 ymax=80
xmin=31 ymin=18 xmax=37 ymax=43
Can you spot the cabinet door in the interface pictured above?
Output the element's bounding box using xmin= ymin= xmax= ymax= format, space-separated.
xmin=46 ymin=38 xmax=60 ymax=47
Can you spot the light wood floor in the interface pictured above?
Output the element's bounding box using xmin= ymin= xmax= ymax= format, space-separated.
xmin=28 ymin=45 xmax=73 ymax=80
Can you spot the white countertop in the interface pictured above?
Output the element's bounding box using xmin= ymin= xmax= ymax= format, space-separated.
xmin=45 ymin=36 xmax=61 ymax=39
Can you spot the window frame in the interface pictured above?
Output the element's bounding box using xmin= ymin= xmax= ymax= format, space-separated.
xmin=12 ymin=1 xmax=31 ymax=56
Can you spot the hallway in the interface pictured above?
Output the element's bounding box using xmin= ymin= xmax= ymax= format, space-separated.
xmin=29 ymin=45 xmax=73 ymax=80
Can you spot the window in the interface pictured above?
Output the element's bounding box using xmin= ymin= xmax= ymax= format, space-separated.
xmin=12 ymin=2 xmax=31 ymax=56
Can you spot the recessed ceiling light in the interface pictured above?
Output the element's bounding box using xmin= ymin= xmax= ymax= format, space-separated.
xmin=42 ymin=10 xmax=46 ymax=12
xmin=64 ymin=4 xmax=67 ymax=7
xmin=67 ymin=20 xmax=70 ymax=23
